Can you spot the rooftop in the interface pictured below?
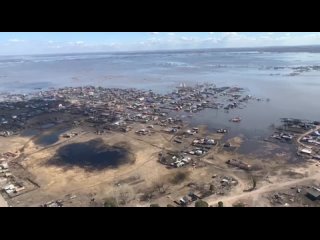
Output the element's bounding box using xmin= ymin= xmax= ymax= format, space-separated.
xmin=306 ymin=189 xmax=320 ymax=199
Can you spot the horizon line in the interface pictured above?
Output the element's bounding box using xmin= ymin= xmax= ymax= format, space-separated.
xmin=1 ymin=44 xmax=320 ymax=57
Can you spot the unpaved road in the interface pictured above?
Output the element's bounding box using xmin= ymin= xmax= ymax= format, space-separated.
xmin=204 ymin=172 xmax=320 ymax=206
xmin=297 ymin=126 xmax=320 ymax=150
xmin=0 ymin=194 xmax=8 ymax=207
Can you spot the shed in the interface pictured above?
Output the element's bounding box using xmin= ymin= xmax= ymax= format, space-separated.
xmin=306 ymin=189 xmax=320 ymax=200
xmin=299 ymin=148 xmax=312 ymax=155
xmin=0 ymin=163 xmax=8 ymax=169
xmin=224 ymin=142 xmax=231 ymax=148
xmin=313 ymin=155 xmax=320 ymax=160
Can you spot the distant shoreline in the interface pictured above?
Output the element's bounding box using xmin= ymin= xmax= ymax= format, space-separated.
xmin=1 ymin=44 xmax=320 ymax=57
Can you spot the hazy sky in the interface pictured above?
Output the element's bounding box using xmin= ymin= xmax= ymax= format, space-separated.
xmin=0 ymin=32 xmax=319 ymax=55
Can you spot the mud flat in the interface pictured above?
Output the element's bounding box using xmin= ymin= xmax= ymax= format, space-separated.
xmin=2 ymin=119 xmax=320 ymax=207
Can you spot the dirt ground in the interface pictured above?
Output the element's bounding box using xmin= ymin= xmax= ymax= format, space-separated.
xmin=0 ymin=194 xmax=8 ymax=207
xmin=1 ymin=120 xmax=320 ymax=207
xmin=202 ymin=152 xmax=320 ymax=207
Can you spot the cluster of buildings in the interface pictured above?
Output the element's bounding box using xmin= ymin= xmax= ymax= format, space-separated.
xmin=159 ymin=152 xmax=194 ymax=168
xmin=299 ymin=130 xmax=320 ymax=159
xmin=41 ymin=200 xmax=63 ymax=207
xmin=175 ymin=175 xmax=239 ymax=206
xmin=0 ymin=83 xmax=256 ymax=141
xmin=159 ymin=135 xmax=218 ymax=168
xmin=0 ymin=152 xmax=27 ymax=197
xmin=271 ymin=132 xmax=294 ymax=142
xmin=170 ymin=156 xmax=192 ymax=168
xmin=281 ymin=118 xmax=318 ymax=130
xmin=301 ymin=130 xmax=320 ymax=146
xmin=0 ymin=152 xmax=15 ymax=180
xmin=271 ymin=118 xmax=320 ymax=160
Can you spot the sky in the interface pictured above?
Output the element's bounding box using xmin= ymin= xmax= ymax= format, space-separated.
xmin=0 ymin=32 xmax=320 ymax=55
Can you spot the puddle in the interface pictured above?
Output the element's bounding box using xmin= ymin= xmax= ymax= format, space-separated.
xmin=237 ymin=138 xmax=267 ymax=155
xmin=34 ymin=128 xmax=67 ymax=146
xmin=237 ymin=138 xmax=299 ymax=162
xmin=21 ymin=129 xmax=40 ymax=137
xmin=40 ymin=123 xmax=56 ymax=129
xmin=49 ymin=138 xmax=135 ymax=171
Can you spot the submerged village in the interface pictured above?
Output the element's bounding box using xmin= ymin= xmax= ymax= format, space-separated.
xmin=1 ymin=83 xmax=320 ymax=207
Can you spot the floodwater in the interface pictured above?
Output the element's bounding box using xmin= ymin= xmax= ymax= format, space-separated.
xmin=237 ymin=138 xmax=300 ymax=162
xmin=21 ymin=127 xmax=67 ymax=146
xmin=21 ymin=129 xmax=40 ymax=137
xmin=34 ymin=128 xmax=67 ymax=146
xmin=1 ymin=46 xmax=320 ymax=141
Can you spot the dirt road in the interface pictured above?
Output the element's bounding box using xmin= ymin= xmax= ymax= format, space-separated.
xmin=297 ymin=126 xmax=320 ymax=150
xmin=204 ymin=172 xmax=320 ymax=206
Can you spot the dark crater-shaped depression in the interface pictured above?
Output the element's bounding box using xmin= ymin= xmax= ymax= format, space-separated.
xmin=49 ymin=138 xmax=135 ymax=171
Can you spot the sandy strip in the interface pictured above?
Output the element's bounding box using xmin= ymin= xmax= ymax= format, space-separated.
xmin=0 ymin=194 xmax=8 ymax=207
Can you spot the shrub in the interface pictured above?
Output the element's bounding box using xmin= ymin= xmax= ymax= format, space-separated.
xmin=104 ymin=197 xmax=118 ymax=207
xmin=195 ymin=200 xmax=209 ymax=207
xmin=170 ymin=171 xmax=188 ymax=184
xmin=218 ymin=201 xmax=224 ymax=207
xmin=232 ymin=202 xmax=245 ymax=207
xmin=150 ymin=204 xmax=160 ymax=207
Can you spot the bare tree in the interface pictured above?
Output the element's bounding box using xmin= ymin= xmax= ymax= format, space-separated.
xmin=153 ymin=181 xmax=169 ymax=194
xmin=140 ymin=189 xmax=155 ymax=201
xmin=115 ymin=185 xmax=134 ymax=206
xmin=118 ymin=191 xmax=130 ymax=205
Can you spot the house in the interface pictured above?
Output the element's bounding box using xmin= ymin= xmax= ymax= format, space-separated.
xmin=206 ymin=139 xmax=215 ymax=145
xmin=189 ymin=191 xmax=202 ymax=200
xmin=192 ymin=139 xmax=200 ymax=145
xmin=180 ymin=196 xmax=192 ymax=206
xmin=306 ymin=189 xmax=320 ymax=200
xmin=281 ymin=134 xmax=293 ymax=140
xmin=230 ymin=117 xmax=241 ymax=122
xmin=312 ymin=131 xmax=320 ymax=136
xmin=185 ymin=129 xmax=195 ymax=135
xmin=135 ymin=129 xmax=149 ymax=135
xmin=226 ymin=159 xmax=252 ymax=170
xmin=195 ymin=150 xmax=204 ymax=156
xmin=62 ymin=133 xmax=72 ymax=138
xmin=181 ymin=157 xmax=191 ymax=163
xmin=121 ymin=127 xmax=131 ymax=132
xmin=224 ymin=142 xmax=231 ymax=148
xmin=164 ymin=128 xmax=177 ymax=133
xmin=0 ymin=163 xmax=8 ymax=169
xmin=15 ymin=186 xmax=25 ymax=192
xmin=299 ymin=148 xmax=312 ymax=155
xmin=217 ymin=129 xmax=228 ymax=133
xmin=313 ymin=155 xmax=320 ymax=160
xmin=3 ymin=184 xmax=15 ymax=194
xmin=176 ymin=162 xmax=185 ymax=168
